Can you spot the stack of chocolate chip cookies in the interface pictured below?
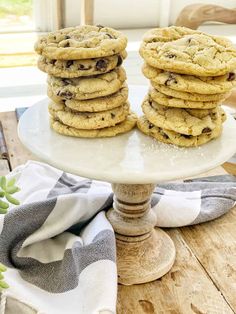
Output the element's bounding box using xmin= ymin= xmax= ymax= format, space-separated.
xmin=138 ymin=26 xmax=236 ymax=147
xmin=35 ymin=25 xmax=137 ymax=138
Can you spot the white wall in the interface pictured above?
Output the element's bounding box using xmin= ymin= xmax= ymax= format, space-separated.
xmin=64 ymin=0 xmax=161 ymax=28
xmin=36 ymin=0 xmax=236 ymax=31
xmin=64 ymin=0 xmax=236 ymax=29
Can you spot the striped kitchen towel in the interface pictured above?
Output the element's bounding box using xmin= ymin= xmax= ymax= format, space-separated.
xmin=0 ymin=161 xmax=235 ymax=314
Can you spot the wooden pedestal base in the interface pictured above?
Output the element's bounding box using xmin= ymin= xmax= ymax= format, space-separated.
xmin=116 ymin=228 xmax=175 ymax=285
xmin=106 ymin=183 xmax=176 ymax=285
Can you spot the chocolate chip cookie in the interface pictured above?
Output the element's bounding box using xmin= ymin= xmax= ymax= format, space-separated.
xmin=142 ymin=95 xmax=221 ymax=136
xmin=137 ymin=115 xmax=223 ymax=147
xmin=150 ymin=98 xmax=218 ymax=119
xmin=151 ymin=82 xmax=230 ymax=102
xmin=49 ymin=101 xmax=130 ymax=129
xmin=149 ymin=87 xmax=220 ymax=109
xmin=143 ymin=63 xmax=236 ymax=94
xmin=50 ymin=112 xmax=137 ymax=138
xmin=35 ymin=25 xmax=127 ymax=59
xmin=139 ymin=26 xmax=236 ymax=76
xmin=48 ymin=84 xmax=128 ymax=112
xmin=48 ymin=67 xmax=126 ymax=100
xmin=38 ymin=51 xmax=127 ymax=78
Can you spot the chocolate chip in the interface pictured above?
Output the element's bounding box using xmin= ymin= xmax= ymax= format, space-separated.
xmin=78 ymin=64 xmax=85 ymax=70
xmin=165 ymin=73 xmax=177 ymax=86
xmin=148 ymin=123 xmax=154 ymax=129
xmin=78 ymin=64 xmax=92 ymax=71
xmin=210 ymin=112 xmax=217 ymax=120
xmin=182 ymin=134 xmax=192 ymax=139
xmin=65 ymin=35 xmax=70 ymax=39
xmin=159 ymin=130 xmax=169 ymax=139
xmin=50 ymin=59 xmax=56 ymax=65
xmin=165 ymin=53 xmax=176 ymax=59
xmin=116 ymin=55 xmax=123 ymax=67
xmin=202 ymin=127 xmax=211 ymax=133
xmin=62 ymin=79 xmax=71 ymax=85
xmin=111 ymin=113 xmax=115 ymax=118
xmin=187 ymin=38 xmax=192 ymax=43
xmin=96 ymin=59 xmax=108 ymax=71
xmin=101 ymin=117 xmax=105 ymax=121
xmin=66 ymin=60 xmax=73 ymax=68
xmin=163 ymin=133 xmax=169 ymax=139
xmin=53 ymin=36 xmax=56 ymax=40
xmin=106 ymin=33 xmax=113 ymax=39
xmin=59 ymin=91 xmax=73 ymax=99
xmin=228 ymin=72 xmax=235 ymax=81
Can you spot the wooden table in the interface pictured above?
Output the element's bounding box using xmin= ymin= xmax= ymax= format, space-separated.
xmin=0 ymin=110 xmax=236 ymax=314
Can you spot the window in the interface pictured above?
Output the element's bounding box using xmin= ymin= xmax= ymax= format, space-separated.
xmin=0 ymin=0 xmax=34 ymax=33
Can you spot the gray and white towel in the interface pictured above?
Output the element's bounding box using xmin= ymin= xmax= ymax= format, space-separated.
xmin=0 ymin=161 xmax=235 ymax=314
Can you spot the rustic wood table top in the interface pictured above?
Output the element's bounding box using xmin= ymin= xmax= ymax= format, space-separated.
xmin=0 ymin=110 xmax=235 ymax=314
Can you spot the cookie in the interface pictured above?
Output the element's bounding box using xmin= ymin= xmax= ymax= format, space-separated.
xmin=151 ymin=82 xmax=230 ymax=102
xmin=143 ymin=63 xmax=236 ymax=94
xmin=142 ymin=95 xmax=220 ymax=136
xmin=151 ymin=99 xmax=218 ymax=119
xmin=35 ymin=25 xmax=127 ymax=60
xmin=149 ymin=87 xmax=220 ymax=109
xmin=38 ymin=51 xmax=127 ymax=78
xmin=137 ymin=115 xmax=222 ymax=147
xmin=48 ymin=101 xmax=130 ymax=129
xmin=48 ymin=67 xmax=126 ymax=100
xmin=48 ymin=83 xmax=128 ymax=112
xmin=47 ymin=85 xmax=68 ymax=104
xmin=139 ymin=26 xmax=236 ymax=76
xmin=50 ymin=112 xmax=137 ymax=138
xmin=220 ymin=107 xmax=227 ymax=122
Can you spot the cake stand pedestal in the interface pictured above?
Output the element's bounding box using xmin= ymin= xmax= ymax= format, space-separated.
xmin=107 ymin=183 xmax=175 ymax=285
xmin=18 ymin=86 xmax=236 ymax=285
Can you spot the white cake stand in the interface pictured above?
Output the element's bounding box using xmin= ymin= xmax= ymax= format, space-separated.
xmin=18 ymin=86 xmax=236 ymax=285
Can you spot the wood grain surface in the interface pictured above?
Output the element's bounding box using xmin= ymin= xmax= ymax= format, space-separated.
xmin=175 ymin=4 xmax=236 ymax=30
xmin=0 ymin=111 xmax=35 ymax=169
xmin=118 ymin=230 xmax=234 ymax=314
xmin=0 ymin=110 xmax=236 ymax=314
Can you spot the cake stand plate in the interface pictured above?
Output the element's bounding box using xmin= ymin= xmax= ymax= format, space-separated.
xmin=18 ymin=85 xmax=236 ymax=285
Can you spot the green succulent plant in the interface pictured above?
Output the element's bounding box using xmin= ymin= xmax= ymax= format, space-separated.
xmin=0 ymin=263 xmax=9 ymax=291
xmin=0 ymin=176 xmax=20 ymax=290
xmin=0 ymin=176 xmax=20 ymax=214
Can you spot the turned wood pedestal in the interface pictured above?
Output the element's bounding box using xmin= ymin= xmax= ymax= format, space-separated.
xmin=107 ymin=183 xmax=175 ymax=285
